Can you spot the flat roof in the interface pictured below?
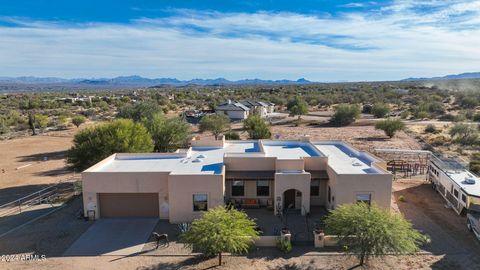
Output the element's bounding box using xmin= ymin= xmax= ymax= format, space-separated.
xmin=446 ymin=170 xmax=480 ymax=197
xmin=262 ymin=140 xmax=323 ymax=159
xmin=314 ymin=142 xmax=384 ymax=174
xmin=89 ymin=140 xmax=387 ymax=176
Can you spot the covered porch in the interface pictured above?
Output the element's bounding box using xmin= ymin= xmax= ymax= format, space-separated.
xmin=244 ymin=206 xmax=328 ymax=243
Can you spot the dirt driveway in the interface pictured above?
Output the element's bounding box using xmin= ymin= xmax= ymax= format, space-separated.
xmin=393 ymin=179 xmax=480 ymax=269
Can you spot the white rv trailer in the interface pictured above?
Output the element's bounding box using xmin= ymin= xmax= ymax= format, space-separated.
xmin=428 ymin=155 xmax=480 ymax=215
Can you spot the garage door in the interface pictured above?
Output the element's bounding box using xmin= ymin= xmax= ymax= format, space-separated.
xmin=99 ymin=193 xmax=159 ymax=218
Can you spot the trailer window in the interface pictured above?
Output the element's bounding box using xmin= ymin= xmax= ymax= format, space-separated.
xmin=453 ymin=189 xmax=459 ymax=198
xmin=462 ymin=194 xmax=467 ymax=203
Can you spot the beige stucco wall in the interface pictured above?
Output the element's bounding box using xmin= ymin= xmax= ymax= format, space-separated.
xmin=275 ymin=159 xmax=304 ymax=171
xmin=82 ymin=171 xmax=169 ymax=219
xmin=224 ymin=156 xmax=276 ymax=171
xmin=168 ymin=173 xmax=225 ymax=223
xmin=326 ymin=166 xmax=392 ymax=210
xmin=225 ymin=180 xmax=273 ymax=205
xmin=304 ymin=156 xmax=328 ymax=171
xmin=274 ymin=172 xmax=311 ymax=215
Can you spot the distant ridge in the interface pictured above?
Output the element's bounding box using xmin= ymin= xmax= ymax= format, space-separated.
xmin=403 ymin=72 xmax=480 ymax=81
xmin=0 ymin=75 xmax=314 ymax=87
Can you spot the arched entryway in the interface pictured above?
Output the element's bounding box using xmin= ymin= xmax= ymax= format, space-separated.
xmin=283 ymin=189 xmax=301 ymax=210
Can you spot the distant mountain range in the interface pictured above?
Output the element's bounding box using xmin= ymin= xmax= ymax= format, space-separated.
xmin=0 ymin=75 xmax=313 ymax=87
xmin=403 ymin=72 xmax=480 ymax=81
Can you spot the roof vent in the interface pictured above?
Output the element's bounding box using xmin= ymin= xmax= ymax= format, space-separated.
xmin=465 ymin=177 xmax=476 ymax=184
xmin=197 ymin=154 xmax=206 ymax=158
xmin=352 ymin=159 xmax=362 ymax=166
xmin=192 ymin=158 xmax=203 ymax=163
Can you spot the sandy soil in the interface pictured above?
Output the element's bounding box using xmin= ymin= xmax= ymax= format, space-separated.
xmin=0 ymin=127 xmax=84 ymax=204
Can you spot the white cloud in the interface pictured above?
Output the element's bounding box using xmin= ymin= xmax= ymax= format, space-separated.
xmin=0 ymin=1 xmax=480 ymax=81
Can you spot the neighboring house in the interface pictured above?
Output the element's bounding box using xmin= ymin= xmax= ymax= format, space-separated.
xmin=215 ymin=100 xmax=275 ymax=120
xmin=82 ymin=137 xmax=392 ymax=223
xmin=215 ymin=100 xmax=250 ymax=120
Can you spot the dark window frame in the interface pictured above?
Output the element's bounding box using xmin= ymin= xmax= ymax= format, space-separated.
xmin=193 ymin=194 xmax=208 ymax=212
xmin=231 ymin=180 xmax=245 ymax=197
xmin=310 ymin=180 xmax=320 ymax=196
xmin=256 ymin=180 xmax=270 ymax=197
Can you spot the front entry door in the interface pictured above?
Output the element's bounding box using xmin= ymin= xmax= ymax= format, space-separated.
xmin=284 ymin=189 xmax=296 ymax=209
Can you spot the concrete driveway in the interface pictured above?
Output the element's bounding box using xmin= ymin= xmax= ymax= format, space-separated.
xmin=64 ymin=218 xmax=158 ymax=256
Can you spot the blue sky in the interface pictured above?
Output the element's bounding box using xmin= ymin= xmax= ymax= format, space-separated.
xmin=0 ymin=0 xmax=479 ymax=81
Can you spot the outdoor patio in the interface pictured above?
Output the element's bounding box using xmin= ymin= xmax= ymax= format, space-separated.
xmin=244 ymin=206 xmax=328 ymax=243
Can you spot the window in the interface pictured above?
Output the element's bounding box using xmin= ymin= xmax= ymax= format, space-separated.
xmin=462 ymin=194 xmax=467 ymax=203
xmin=256 ymin=180 xmax=270 ymax=196
xmin=231 ymin=181 xmax=245 ymax=197
xmin=356 ymin=193 xmax=372 ymax=205
xmin=453 ymin=189 xmax=459 ymax=198
xmin=328 ymin=186 xmax=331 ymax=203
xmin=193 ymin=194 xmax=208 ymax=211
xmin=310 ymin=180 xmax=320 ymax=196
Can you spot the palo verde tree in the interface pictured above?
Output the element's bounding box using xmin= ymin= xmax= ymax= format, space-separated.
xmin=243 ymin=114 xmax=271 ymax=139
xmin=288 ymin=96 xmax=309 ymax=123
xmin=180 ymin=207 xmax=259 ymax=266
xmin=199 ymin=114 xmax=230 ymax=139
xmin=67 ymin=119 xmax=154 ymax=170
xmin=142 ymin=113 xmax=190 ymax=152
xmin=325 ymin=203 xmax=429 ymax=266
xmin=375 ymin=118 xmax=405 ymax=138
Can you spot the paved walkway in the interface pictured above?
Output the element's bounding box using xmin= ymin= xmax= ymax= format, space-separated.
xmin=64 ymin=218 xmax=158 ymax=256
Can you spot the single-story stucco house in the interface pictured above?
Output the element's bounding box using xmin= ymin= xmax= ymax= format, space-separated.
xmin=82 ymin=136 xmax=392 ymax=223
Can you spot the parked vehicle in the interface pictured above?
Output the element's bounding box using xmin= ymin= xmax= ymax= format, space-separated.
xmin=467 ymin=205 xmax=480 ymax=240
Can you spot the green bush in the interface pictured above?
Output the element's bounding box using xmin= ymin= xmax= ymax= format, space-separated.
xmin=371 ymin=103 xmax=390 ymax=118
xmin=244 ymin=115 xmax=271 ymax=139
xmin=199 ymin=114 xmax=230 ymax=139
xmin=375 ymin=118 xmax=405 ymax=138
xmin=67 ymin=119 xmax=154 ymax=170
xmin=143 ymin=114 xmax=190 ymax=152
xmin=330 ymin=104 xmax=361 ymax=126
xmin=276 ymin=238 xmax=293 ymax=254
xmin=325 ymin=203 xmax=428 ymax=266
xmin=224 ymin=130 xmax=240 ymax=140
xmin=72 ymin=115 xmax=86 ymax=128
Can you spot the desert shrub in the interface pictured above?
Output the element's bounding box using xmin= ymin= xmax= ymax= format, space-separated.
xmin=224 ymin=130 xmax=240 ymax=140
xmin=371 ymin=103 xmax=390 ymax=118
xmin=470 ymin=153 xmax=480 ymax=175
xmin=426 ymin=135 xmax=450 ymax=146
xmin=287 ymin=96 xmax=309 ymax=121
xmin=414 ymin=111 xmax=429 ymax=119
xmin=473 ymin=113 xmax=480 ymax=122
xmin=330 ymin=104 xmax=361 ymax=126
xmin=459 ymin=96 xmax=478 ymax=109
xmin=375 ymin=118 xmax=405 ymax=138
xmin=449 ymin=123 xmax=479 ymax=145
xmin=72 ymin=115 xmax=86 ymax=128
